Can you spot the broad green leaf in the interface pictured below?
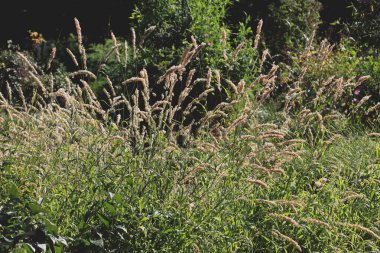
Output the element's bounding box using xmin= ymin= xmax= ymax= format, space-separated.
xmin=9 ymin=183 xmax=21 ymax=199
xmin=28 ymin=202 xmax=44 ymax=214
xmin=97 ymin=213 xmax=110 ymax=227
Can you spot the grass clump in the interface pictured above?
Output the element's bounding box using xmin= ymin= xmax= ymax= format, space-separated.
xmin=0 ymin=17 xmax=379 ymax=253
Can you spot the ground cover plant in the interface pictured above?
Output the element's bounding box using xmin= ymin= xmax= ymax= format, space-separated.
xmin=1 ymin=1 xmax=380 ymax=252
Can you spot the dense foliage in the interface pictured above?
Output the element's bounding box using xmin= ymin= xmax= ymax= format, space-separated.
xmin=0 ymin=0 xmax=379 ymax=252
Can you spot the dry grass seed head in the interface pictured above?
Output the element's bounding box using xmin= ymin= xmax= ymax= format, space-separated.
xmin=366 ymin=102 xmax=380 ymax=115
xmin=29 ymin=71 xmax=47 ymax=94
xmin=261 ymin=49 xmax=270 ymax=66
xmin=355 ymin=75 xmax=371 ymax=88
xmin=74 ymin=18 xmax=87 ymax=69
xmin=124 ymin=40 xmax=128 ymax=66
xmin=226 ymin=114 xmax=247 ymax=133
xmin=131 ymin=28 xmax=136 ymax=59
xmin=301 ymin=218 xmax=331 ymax=228
xmin=225 ymin=79 xmax=238 ymax=94
xmin=246 ymin=178 xmax=269 ymax=189
xmin=5 ymin=81 xmax=12 ymax=101
xmin=17 ymin=87 xmax=27 ymax=111
xmin=338 ymin=222 xmax=380 ymax=241
xmin=122 ymin=77 xmax=145 ymax=85
xmin=206 ymin=68 xmax=212 ymax=89
xmin=355 ymin=95 xmax=372 ymax=110
xmin=221 ymin=28 xmax=227 ymax=45
xmin=271 ymin=229 xmax=302 ymax=252
xmin=105 ymin=75 xmax=116 ymax=97
xmin=16 ymin=52 xmax=38 ymax=74
xmin=269 ymin=213 xmax=300 ymax=227
xmin=110 ymin=31 xmax=121 ymax=63
xmin=140 ymin=26 xmax=156 ymax=45
xmin=66 ymin=48 xmax=79 ymax=67
xmin=237 ymin=79 xmax=245 ymax=93
xmin=46 ymin=47 xmax=56 ymax=70
xmin=255 ymin=198 xmax=277 ymax=206
xmin=233 ymin=42 xmax=245 ymax=59
xmin=254 ymin=19 xmax=263 ymax=49
xmin=340 ymin=192 xmax=366 ymax=202
xmin=69 ymin=70 xmax=97 ymax=80
xmin=368 ymin=132 xmax=380 ymax=138
xmin=212 ymin=70 xmax=222 ymax=92
xmin=183 ymin=165 xmax=207 ymax=183
xmin=275 ymin=200 xmax=305 ymax=209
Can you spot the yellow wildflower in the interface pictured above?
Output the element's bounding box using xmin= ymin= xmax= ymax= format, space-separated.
xmin=28 ymin=30 xmax=46 ymax=47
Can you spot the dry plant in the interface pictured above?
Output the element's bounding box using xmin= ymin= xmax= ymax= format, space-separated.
xmin=0 ymin=18 xmax=271 ymax=149
xmin=272 ymin=229 xmax=302 ymax=252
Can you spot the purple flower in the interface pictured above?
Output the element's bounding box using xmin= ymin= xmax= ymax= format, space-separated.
xmin=354 ymin=89 xmax=360 ymax=95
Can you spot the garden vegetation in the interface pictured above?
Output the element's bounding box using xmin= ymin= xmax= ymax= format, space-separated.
xmin=0 ymin=0 xmax=379 ymax=252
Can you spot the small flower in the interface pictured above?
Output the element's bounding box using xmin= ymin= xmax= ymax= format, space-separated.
xmin=207 ymin=42 xmax=212 ymax=47
xmin=352 ymin=98 xmax=358 ymax=103
xmin=29 ymin=30 xmax=46 ymax=47
xmin=354 ymin=89 xmax=360 ymax=95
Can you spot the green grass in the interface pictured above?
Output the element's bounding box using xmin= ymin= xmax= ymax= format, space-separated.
xmin=1 ymin=106 xmax=379 ymax=252
xmin=0 ymin=16 xmax=379 ymax=252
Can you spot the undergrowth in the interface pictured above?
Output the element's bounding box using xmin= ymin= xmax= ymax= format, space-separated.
xmin=0 ymin=17 xmax=379 ymax=252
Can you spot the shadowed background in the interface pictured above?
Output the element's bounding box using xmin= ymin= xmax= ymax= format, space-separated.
xmin=0 ymin=0 xmax=137 ymax=47
xmin=1 ymin=0 xmax=354 ymax=48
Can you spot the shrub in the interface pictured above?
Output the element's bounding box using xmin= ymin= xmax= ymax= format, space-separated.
xmin=130 ymin=0 xmax=262 ymax=80
xmin=1 ymin=7 xmax=379 ymax=253
xmin=347 ymin=0 xmax=380 ymax=51
xmin=228 ymin=0 xmax=322 ymax=59
xmin=275 ymin=37 xmax=380 ymax=128
xmin=77 ymin=5 xmax=267 ymax=128
xmin=0 ymin=43 xmax=66 ymax=106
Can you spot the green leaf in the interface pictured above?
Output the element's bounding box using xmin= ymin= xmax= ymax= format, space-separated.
xmin=12 ymin=248 xmax=28 ymax=253
xmin=104 ymin=202 xmax=116 ymax=214
xmin=44 ymin=218 xmax=58 ymax=234
xmin=9 ymin=183 xmax=21 ymax=199
xmin=54 ymin=246 xmax=62 ymax=253
xmin=97 ymin=213 xmax=110 ymax=227
xmin=125 ymin=177 xmax=133 ymax=186
xmin=113 ymin=193 xmax=123 ymax=203
xmin=28 ymin=202 xmax=44 ymax=214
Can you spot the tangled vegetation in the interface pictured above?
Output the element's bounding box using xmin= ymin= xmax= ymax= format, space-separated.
xmin=1 ymin=1 xmax=380 ymax=252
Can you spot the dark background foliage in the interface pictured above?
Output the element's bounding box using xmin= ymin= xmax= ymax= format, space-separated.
xmin=1 ymin=0 xmax=379 ymax=50
xmin=0 ymin=0 xmax=137 ymax=47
